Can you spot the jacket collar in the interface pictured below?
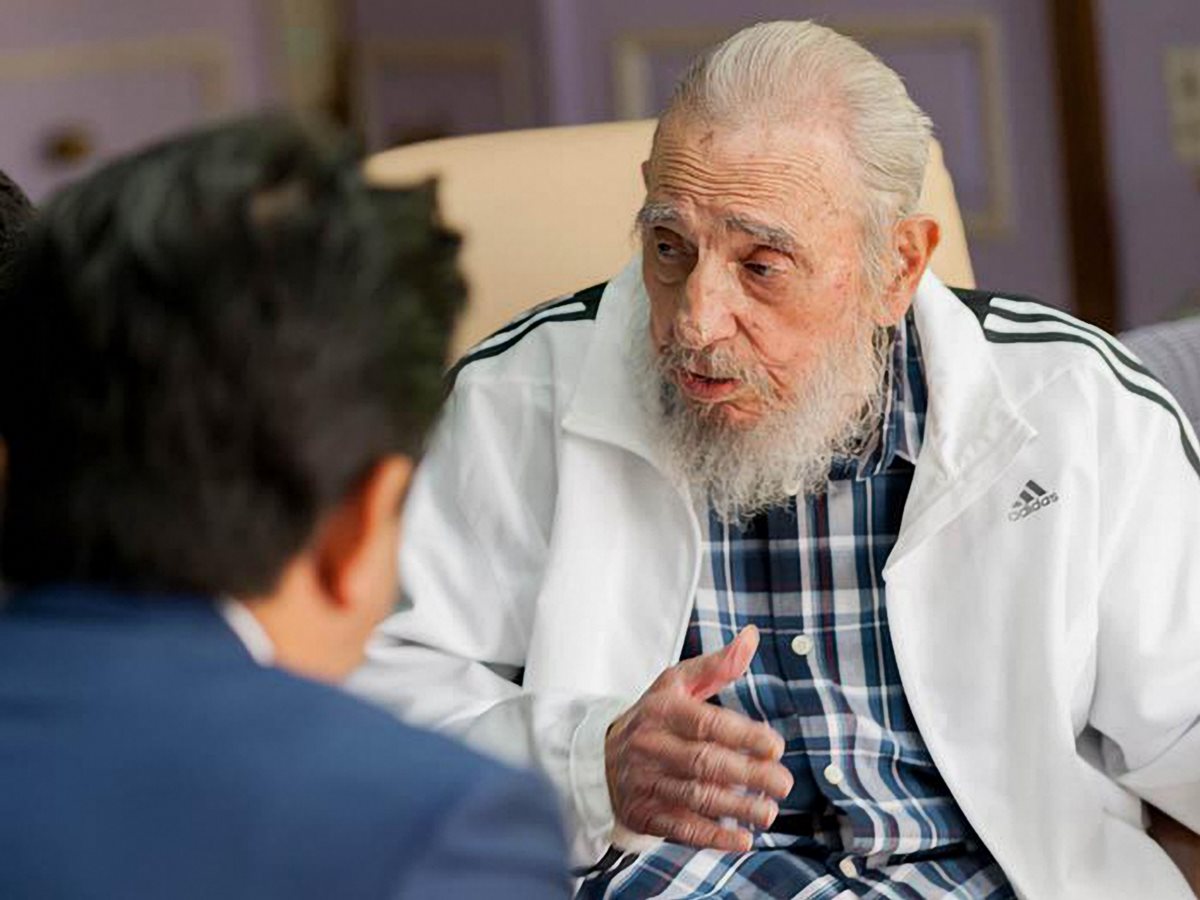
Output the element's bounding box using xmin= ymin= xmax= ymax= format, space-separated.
xmin=890 ymin=271 xmax=1038 ymax=567
xmin=560 ymin=257 xmax=677 ymax=479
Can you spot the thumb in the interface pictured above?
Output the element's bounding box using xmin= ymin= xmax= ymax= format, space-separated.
xmin=676 ymin=625 xmax=759 ymax=700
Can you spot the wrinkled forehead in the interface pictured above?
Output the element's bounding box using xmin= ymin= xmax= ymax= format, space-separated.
xmin=644 ymin=116 xmax=864 ymax=231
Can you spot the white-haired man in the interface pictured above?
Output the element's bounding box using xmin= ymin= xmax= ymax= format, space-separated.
xmin=356 ymin=21 xmax=1200 ymax=899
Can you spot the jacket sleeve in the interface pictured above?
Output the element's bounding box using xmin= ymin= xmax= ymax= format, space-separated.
xmin=392 ymin=765 xmax=572 ymax=900
xmin=1088 ymin=365 xmax=1200 ymax=833
xmin=352 ymin=379 xmax=628 ymax=866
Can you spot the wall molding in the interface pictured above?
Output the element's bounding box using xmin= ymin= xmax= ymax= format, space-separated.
xmin=612 ymin=14 xmax=1012 ymax=238
xmin=0 ymin=34 xmax=234 ymax=114
xmin=353 ymin=37 xmax=533 ymax=148
xmin=271 ymin=0 xmax=344 ymax=112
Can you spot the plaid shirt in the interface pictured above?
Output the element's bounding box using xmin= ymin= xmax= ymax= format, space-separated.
xmin=578 ymin=315 xmax=1014 ymax=899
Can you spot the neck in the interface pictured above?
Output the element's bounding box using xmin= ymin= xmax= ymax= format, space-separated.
xmin=238 ymin=559 xmax=355 ymax=683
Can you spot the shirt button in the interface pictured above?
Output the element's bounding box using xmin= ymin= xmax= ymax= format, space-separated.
xmin=823 ymin=763 xmax=845 ymax=786
xmin=838 ymin=857 xmax=858 ymax=879
xmin=790 ymin=633 xmax=814 ymax=656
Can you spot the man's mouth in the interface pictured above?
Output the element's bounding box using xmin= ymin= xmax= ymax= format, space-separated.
xmin=677 ymin=368 xmax=740 ymax=402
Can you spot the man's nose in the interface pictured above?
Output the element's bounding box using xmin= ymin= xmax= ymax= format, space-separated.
xmin=676 ymin=257 xmax=736 ymax=348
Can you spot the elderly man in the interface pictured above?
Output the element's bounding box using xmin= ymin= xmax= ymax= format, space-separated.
xmin=356 ymin=21 xmax=1200 ymax=899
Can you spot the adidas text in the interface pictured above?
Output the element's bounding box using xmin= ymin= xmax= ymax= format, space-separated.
xmin=1008 ymin=480 xmax=1059 ymax=522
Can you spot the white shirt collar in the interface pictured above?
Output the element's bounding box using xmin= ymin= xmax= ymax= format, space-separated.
xmin=218 ymin=598 xmax=275 ymax=666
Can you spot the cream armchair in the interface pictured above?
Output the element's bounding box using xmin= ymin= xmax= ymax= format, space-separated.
xmin=365 ymin=121 xmax=1199 ymax=895
xmin=366 ymin=120 xmax=975 ymax=359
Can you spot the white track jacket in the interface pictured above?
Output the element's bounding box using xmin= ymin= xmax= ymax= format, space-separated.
xmin=356 ymin=260 xmax=1200 ymax=898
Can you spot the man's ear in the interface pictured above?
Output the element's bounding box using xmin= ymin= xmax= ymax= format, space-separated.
xmin=877 ymin=214 xmax=940 ymax=327
xmin=313 ymin=456 xmax=414 ymax=610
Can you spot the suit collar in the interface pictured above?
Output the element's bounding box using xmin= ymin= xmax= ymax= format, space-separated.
xmin=2 ymin=584 xmax=265 ymax=666
xmin=218 ymin=598 xmax=275 ymax=665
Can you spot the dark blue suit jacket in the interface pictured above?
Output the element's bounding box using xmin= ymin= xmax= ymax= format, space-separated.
xmin=0 ymin=588 xmax=569 ymax=900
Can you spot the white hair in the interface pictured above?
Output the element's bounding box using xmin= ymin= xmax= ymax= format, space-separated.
xmin=656 ymin=20 xmax=933 ymax=289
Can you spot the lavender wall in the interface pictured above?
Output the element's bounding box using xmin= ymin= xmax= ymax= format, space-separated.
xmin=350 ymin=0 xmax=546 ymax=146
xmin=1095 ymin=0 xmax=1200 ymax=329
xmin=11 ymin=2 xmax=1189 ymax=328
xmin=352 ymin=0 xmax=1073 ymax=311
xmin=0 ymin=0 xmax=274 ymax=200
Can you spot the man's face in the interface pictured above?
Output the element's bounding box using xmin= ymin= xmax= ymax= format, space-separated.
xmin=638 ymin=117 xmax=902 ymax=518
xmin=641 ymin=117 xmax=884 ymax=429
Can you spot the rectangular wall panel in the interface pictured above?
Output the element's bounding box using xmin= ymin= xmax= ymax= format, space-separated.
xmin=0 ymin=0 xmax=273 ymax=201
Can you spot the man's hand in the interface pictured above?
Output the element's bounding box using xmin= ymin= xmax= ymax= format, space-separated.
xmin=604 ymin=625 xmax=793 ymax=851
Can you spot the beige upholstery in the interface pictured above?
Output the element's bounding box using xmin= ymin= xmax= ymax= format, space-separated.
xmin=366 ymin=120 xmax=976 ymax=359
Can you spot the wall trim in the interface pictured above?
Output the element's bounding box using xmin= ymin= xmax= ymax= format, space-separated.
xmin=0 ymin=34 xmax=234 ymax=113
xmin=353 ymin=37 xmax=533 ymax=149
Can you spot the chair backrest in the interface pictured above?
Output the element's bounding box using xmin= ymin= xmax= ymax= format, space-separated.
xmin=366 ymin=119 xmax=976 ymax=359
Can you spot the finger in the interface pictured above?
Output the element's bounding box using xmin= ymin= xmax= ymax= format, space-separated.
xmin=664 ymin=696 xmax=784 ymax=760
xmin=674 ymin=625 xmax=759 ymax=701
xmin=650 ymin=732 xmax=793 ymax=798
xmin=648 ymin=776 xmax=780 ymax=829
xmin=643 ymin=808 xmax=754 ymax=853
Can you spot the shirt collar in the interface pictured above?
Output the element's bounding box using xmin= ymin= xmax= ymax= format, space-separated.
xmin=831 ymin=309 xmax=928 ymax=481
xmin=218 ymin=598 xmax=275 ymax=666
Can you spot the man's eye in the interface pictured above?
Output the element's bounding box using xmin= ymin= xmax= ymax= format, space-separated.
xmin=656 ymin=242 xmax=680 ymax=259
xmin=744 ymin=261 xmax=775 ymax=277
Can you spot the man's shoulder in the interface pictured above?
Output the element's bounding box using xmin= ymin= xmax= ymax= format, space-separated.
xmin=945 ymin=285 xmax=1155 ymax=390
xmin=234 ymin=666 xmax=516 ymax=796
xmin=446 ymin=280 xmax=608 ymax=391
xmin=946 ymin=285 xmax=1073 ymax=332
xmin=244 ymin=675 xmax=566 ymax=886
xmin=943 ymin=285 xmax=1198 ymax=470
xmin=0 ymin=621 xmax=562 ymax=898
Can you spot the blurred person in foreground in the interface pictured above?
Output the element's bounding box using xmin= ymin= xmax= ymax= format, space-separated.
xmin=0 ymin=167 xmax=34 ymax=483
xmin=356 ymin=21 xmax=1200 ymax=899
xmin=0 ymin=168 xmax=34 ymax=281
xmin=0 ymin=115 xmax=569 ymax=900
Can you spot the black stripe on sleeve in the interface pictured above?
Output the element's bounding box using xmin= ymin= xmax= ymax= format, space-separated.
xmin=951 ymin=287 xmax=1199 ymax=479
xmin=983 ymin=329 xmax=1200 ymax=478
xmin=949 ymin=287 xmax=1000 ymax=327
xmin=984 ymin=306 xmax=1155 ymax=381
xmin=481 ymin=288 xmax=600 ymax=344
xmin=446 ymin=281 xmax=606 ymax=388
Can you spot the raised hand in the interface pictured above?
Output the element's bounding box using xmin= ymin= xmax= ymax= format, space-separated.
xmin=604 ymin=625 xmax=793 ymax=851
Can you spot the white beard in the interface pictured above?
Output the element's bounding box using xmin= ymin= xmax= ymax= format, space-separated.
xmin=633 ymin=303 xmax=890 ymax=524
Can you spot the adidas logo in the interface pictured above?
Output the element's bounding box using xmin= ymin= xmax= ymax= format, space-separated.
xmin=1007 ymin=480 xmax=1059 ymax=522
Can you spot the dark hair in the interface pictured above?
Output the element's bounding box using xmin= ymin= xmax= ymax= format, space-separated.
xmin=0 ymin=169 xmax=34 ymax=284
xmin=0 ymin=114 xmax=464 ymax=595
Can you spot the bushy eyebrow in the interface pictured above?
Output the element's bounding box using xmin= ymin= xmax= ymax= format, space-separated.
xmin=723 ymin=215 xmax=796 ymax=254
xmin=635 ymin=204 xmax=796 ymax=255
xmin=634 ymin=201 xmax=680 ymax=231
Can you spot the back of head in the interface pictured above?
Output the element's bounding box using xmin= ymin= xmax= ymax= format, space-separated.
xmin=0 ymin=169 xmax=34 ymax=284
xmin=658 ymin=20 xmax=932 ymax=277
xmin=0 ymin=114 xmax=464 ymax=597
